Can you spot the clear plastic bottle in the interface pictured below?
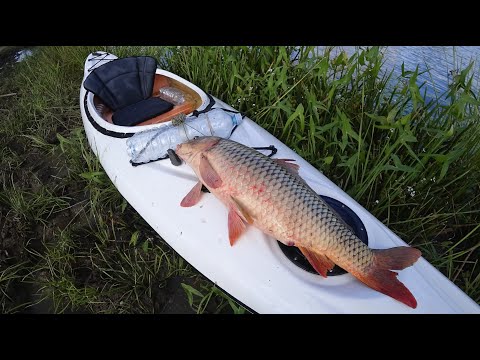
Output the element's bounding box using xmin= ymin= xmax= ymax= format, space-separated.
xmin=158 ymin=87 xmax=187 ymax=105
xmin=126 ymin=108 xmax=243 ymax=164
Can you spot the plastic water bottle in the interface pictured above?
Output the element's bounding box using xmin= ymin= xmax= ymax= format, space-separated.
xmin=126 ymin=108 xmax=243 ymax=164
xmin=158 ymin=87 xmax=186 ymax=105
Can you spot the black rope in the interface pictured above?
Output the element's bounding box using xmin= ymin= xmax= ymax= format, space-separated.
xmin=130 ymin=155 xmax=169 ymax=167
xmin=252 ymin=145 xmax=277 ymax=157
xmin=229 ymin=125 xmax=238 ymax=137
xmin=192 ymin=93 xmax=215 ymax=116
xmin=87 ymin=53 xmax=111 ymax=72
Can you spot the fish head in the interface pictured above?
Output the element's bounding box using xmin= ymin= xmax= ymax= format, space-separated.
xmin=176 ymin=136 xmax=222 ymax=163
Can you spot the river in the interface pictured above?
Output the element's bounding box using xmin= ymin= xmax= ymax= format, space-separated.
xmin=322 ymin=46 xmax=480 ymax=102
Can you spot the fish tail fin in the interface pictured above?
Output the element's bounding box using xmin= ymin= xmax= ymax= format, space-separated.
xmin=373 ymin=247 xmax=422 ymax=270
xmin=355 ymin=247 xmax=422 ymax=309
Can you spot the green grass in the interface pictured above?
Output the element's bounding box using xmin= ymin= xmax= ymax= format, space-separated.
xmin=0 ymin=46 xmax=479 ymax=313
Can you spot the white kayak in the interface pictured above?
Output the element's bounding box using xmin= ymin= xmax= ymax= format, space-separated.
xmin=79 ymin=51 xmax=480 ymax=314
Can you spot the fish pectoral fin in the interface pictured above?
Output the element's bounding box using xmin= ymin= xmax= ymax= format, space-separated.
xmin=180 ymin=181 xmax=204 ymax=207
xmin=229 ymin=196 xmax=254 ymax=224
xmin=274 ymin=158 xmax=300 ymax=175
xmin=298 ymin=246 xmax=335 ymax=278
xmin=228 ymin=206 xmax=247 ymax=246
xmin=199 ymin=154 xmax=223 ymax=189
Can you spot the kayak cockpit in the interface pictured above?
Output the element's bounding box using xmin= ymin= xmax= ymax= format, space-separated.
xmin=83 ymin=55 xmax=206 ymax=128
xmin=92 ymin=74 xmax=204 ymax=126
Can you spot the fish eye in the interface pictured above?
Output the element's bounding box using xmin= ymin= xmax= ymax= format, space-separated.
xmin=193 ymin=136 xmax=200 ymax=140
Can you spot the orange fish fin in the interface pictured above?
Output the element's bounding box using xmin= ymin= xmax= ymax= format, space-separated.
xmin=228 ymin=206 xmax=246 ymax=246
xmin=298 ymin=246 xmax=335 ymax=278
xmin=354 ymin=247 xmax=421 ymax=308
xmin=274 ymin=158 xmax=313 ymax=190
xmin=229 ymin=196 xmax=254 ymax=224
xmin=355 ymin=269 xmax=417 ymax=308
xmin=199 ymin=154 xmax=223 ymax=189
xmin=373 ymin=247 xmax=422 ymax=270
xmin=274 ymin=158 xmax=300 ymax=175
xmin=180 ymin=181 xmax=203 ymax=207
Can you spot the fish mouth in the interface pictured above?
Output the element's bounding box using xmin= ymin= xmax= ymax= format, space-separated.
xmin=175 ymin=144 xmax=190 ymax=160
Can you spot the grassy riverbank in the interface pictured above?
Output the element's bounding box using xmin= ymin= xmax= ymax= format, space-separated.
xmin=0 ymin=46 xmax=479 ymax=313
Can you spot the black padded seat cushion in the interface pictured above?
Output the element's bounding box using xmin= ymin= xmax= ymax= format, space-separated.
xmin=83 ymin=56 xmax=174 ymax=126
xmin=112 ymin=97 xmax=174 ymax=126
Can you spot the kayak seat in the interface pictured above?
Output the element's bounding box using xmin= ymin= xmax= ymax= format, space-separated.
xmin=112 ymin=97 xmax=173 ymax=126
xmin=83 ymin=56 xmax=173 ymax=126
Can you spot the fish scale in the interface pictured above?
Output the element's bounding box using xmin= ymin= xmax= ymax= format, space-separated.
xmin=176 ymin=136 xmax=422 ymax=308
xmin=205 ymin=138 xmax=373 ymax=270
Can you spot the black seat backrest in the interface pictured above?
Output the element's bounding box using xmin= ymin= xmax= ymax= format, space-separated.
xmin=83 ymin=55 xmax=175 ymax=126
xmin=83 ymin=56 xmax=158 ymax=111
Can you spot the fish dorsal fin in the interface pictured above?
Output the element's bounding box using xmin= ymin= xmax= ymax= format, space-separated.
xmin=274 ymin=158 xmax=300 ymax=175
xmin=199 ymin=154 xmax=223 ymax=189
xmin=298 ymin=246 xmax=335 ymax=278
xmin=273 ymin=158 xmax=313 ymax=189
xmin=180 ymin=181 xmax=203 ymax=207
